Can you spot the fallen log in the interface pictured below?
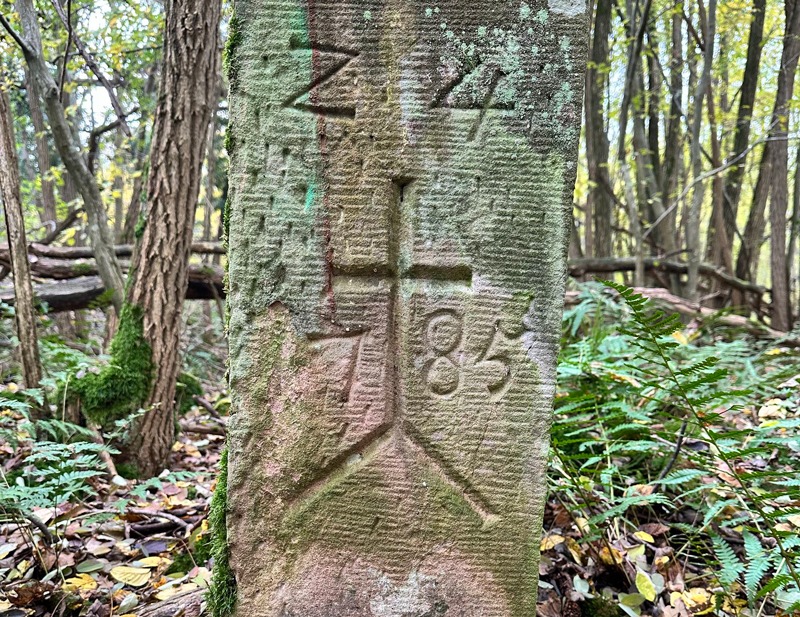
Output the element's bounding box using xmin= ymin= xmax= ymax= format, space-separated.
xmin=27 ymin=240 xmax=225 ymax=259
xmin=568 ymin=257 xmax=766 ymax=296
xmin=137 ymin=589 xmax=205 ymax=617
xmin=0 ymin=242 xmax=225 ymax=279
xmin=0 ymin=269 xmax=224 ymax=312
xmin=565 ymin=286 xmax=794 ymax=340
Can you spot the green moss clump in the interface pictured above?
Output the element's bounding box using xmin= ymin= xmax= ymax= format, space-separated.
xmin=87 ymin=288 xmax=116 ymax=310
xmin=71 ymin=303 xmax=153 ymax=426
xmin=175 ymin=372 xmax=203 ymax=415
xmin=224 ymin=11 xmax=243 ymax=91
xmin=73 ymin=262 xmax=96 ymax=276
xmin=116 ymin=462 xmax=140 ymax=480
xmin=582 ymin=597 xmax=623 ymax=617
xmin=207 ymin=448 xmax=237 ymax=617
xmin=134 ymin=213 xmax=147 ymax=239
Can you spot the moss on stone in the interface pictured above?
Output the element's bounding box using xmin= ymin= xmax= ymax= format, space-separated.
xmin=224 ymin=10 xmax=243 ymax=91
xmin=207 ymin=448 xmax=237 ymax=617
xmin=71 ymin=303 xmax=153 ymax=426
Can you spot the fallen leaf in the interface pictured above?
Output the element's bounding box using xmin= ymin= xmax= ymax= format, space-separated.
xmin=636 ymin=570 xmax=657 ymax=602
xmin=619 ymin=592 xmax=646 ymax=607
xmin=0 ymin=543 xmax=17 ymax=559
xmin=565 ymin=537 xmax=583 ymax=564
xmin=110 ymin=566 xmax=151 ymax=587
xmin=62 ymin=573 xmax=98 ymax=593
xmin=628 ymin=544 xmax=645 ymax=560
xmin=76 ymin=560 xmax=107 ymax=573
xmin=639 ymin=523 xmax=669 ymax=537
xmin=137 ymin=556 xmax=170 ymax=568
xmin=599 ymin=546 xmax=624 ymax=565
xmin=681 ymin=587 xmax=712 ymax=610
xmin=540 ymin=534 xmax=566 ymax=551
xmin=633 ymin=531 xmax=654 ymax=543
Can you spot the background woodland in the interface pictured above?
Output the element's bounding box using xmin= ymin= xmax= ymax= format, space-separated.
xmin=0 ymin=1 xmax=800 ymax=616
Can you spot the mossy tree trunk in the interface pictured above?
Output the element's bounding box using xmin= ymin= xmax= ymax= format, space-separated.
xmin=122 ymin=0 xmax=221 ymax=477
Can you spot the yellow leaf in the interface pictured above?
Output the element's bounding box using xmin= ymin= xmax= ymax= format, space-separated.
xmin=566 ymin=538 xmax=583 ymax=564
xmin=111 ymin=566 xmax=152 ymax=587
xmin=764 ymin=348 xmax=782 ymax=356
xmin=63 ymin=573 xmax=98 ymax=593
xmin=672 ymin=331 xmax=688 ymax=345
xmin=137 ymin=556 xmax=170 ymax=568
xmin=682 ymin=587 xmax=711 ymax=609
xmin=574 ymin=517 xmax=590 ymax=535
xmin=540 ymin=534 xmax=566 ymax=551
xmin=599 ymin=546 xmax=624 ymax=565
xmin=628 ymin=544 xmax=645 ymax=560
xmin=636 ymin=571 xmax=657 ymax=602
xmin=633 ymin=531 xmax=654 ymax=543
xmin=655 ymin=555 xmax=670 ymax=567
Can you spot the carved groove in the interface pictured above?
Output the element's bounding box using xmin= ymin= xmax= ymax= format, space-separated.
xmin=286 ymin=178 xmax=496 ymax=523
xmin=282 ymin=46 xmax=359 ymax=119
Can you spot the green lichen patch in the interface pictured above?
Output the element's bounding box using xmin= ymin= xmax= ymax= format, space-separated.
xmin=70 ymin=303 xmax=153 ymax=426
xmin=207 ymin=448 xmax=237 ymax=617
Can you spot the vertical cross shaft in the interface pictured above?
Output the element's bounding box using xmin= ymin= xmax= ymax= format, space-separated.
xmin=288 ymin=180 xmax=496 ymax=523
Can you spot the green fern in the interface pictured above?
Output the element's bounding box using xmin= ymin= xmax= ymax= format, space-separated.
xmin=711 ymin=534 xmax=741 ymax=588
xmin=743 ymin=531 xmax=775 ymax=600
xmin=549 ymin=281 xmax=800 ymax=610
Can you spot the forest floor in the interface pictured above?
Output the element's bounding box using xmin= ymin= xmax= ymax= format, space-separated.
xmin=0 ymin=400 xmax=225 ymax=617
xmin=1 ymin=287 xmax=799 ymax=616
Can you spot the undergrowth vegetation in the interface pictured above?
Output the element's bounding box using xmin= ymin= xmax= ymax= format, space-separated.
xmin=2 ymin=288 xmax=799 ymax=616
xmin=544 ymin=283 xmax=800 ymax=616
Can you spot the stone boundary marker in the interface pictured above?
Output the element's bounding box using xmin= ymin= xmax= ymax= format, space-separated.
xmin=225 ymin=1 xmax=587 ymax=614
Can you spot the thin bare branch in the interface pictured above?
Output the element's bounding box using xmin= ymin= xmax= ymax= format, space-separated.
xmin=50 ymin=0 xmax=131 ymax=136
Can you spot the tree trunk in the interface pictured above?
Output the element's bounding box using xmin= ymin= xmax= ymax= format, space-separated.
xmin=720 ymin=0 xmax=766 ymax=249
xmin=15 ymin=0 xmax=126 ymax=313
xmin=686 ymin=0 xmax=716 ymax=301
xmin=735 ymin=0 xmax=800 ymax=324
xmin=768 ymin=0 xmax=800 ymax=330
xmin=789 ymin=147 xmax=800 ymax=313
xmin=586 ymin=0 xmax=613 ymax=258
xmin=120 ymin=67 xmax=159 ymax=245
xmin=25 ymin=69 xmax=57 ymax=229
xmin=0 ymin=90 xmax=43 ymax=399
xmin=123 ymin=0 xmax=221 ymax=477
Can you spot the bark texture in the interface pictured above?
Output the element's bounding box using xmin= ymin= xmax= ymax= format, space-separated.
xmin=719 ymin=0 xmax=765 ymax=251
xmin=0 ymin=90 xmax=43 ymax=395
xmin=124 ymin=0 xmax=221 ymax=477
